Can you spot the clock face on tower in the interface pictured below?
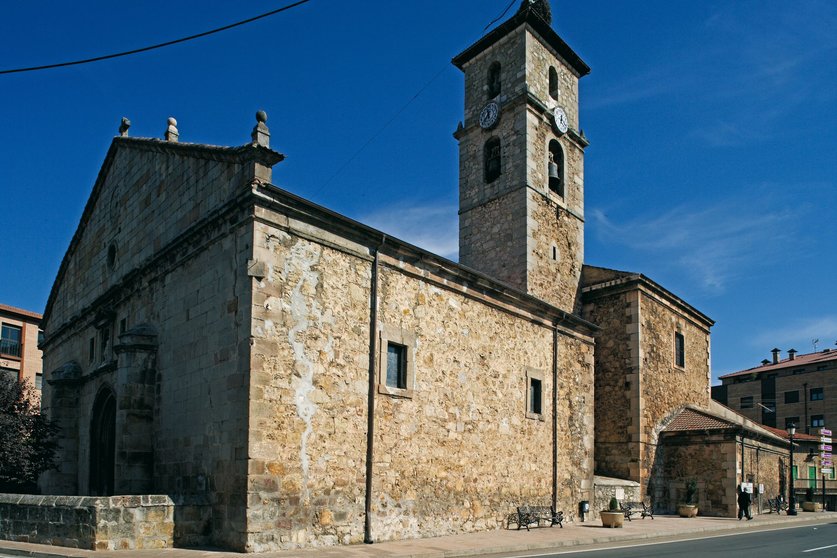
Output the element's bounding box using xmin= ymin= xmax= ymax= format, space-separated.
xmin=479 ymin=101 xmax=500 ymax=129
xmin=552 ymin=107 xmax=569 ymax=135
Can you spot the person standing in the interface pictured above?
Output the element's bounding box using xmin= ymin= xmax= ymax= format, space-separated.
xmin=738 ymin=485 xmax=753 ymax=520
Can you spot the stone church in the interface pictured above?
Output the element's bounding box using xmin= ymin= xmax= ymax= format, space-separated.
xmin=32 ymin=0 xmax=790 ymax=552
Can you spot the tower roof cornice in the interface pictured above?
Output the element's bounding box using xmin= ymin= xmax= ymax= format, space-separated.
xmin=452 ymin=4 xmax=589 ymax=76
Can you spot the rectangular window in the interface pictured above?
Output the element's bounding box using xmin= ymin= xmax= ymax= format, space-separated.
xmin=385 ymin=343 xmax=407 ymax=389
xmin=119 ymin=318 xmax=127 ymax=335
xmin=785 ymin=416 xmax=800 ymax=429
xmin=831 ymin=468 xmax=836 ymax=480
xmin=674 ymin=332 xmax=685 ymax=367
xmin=0 ymin=324 xmax=22 ymax=358
xmin=740 ymin=396 xmax=754 ymax=409
xmin=35 ymin=372 xmax=43 ymax=390
xmin=812 ymin=415 xmax=825 ymax=428
xmin=811 ymin=387 xmax=824 ymax=401
xmin=785 ymin=391 xmax=800 ymax=404
xmin=529 ymin=378 xmax=543 ymax=415
xmin=792 ymin=465 xmax=798 ymax=480
xmin=88 ymin=337 xmax=95 ymax=364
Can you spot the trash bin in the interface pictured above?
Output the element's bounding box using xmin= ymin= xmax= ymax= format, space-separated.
xmin=579 ymin=500 xmax=590 ymax=521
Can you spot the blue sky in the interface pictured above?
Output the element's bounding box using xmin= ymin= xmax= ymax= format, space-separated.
xmin=1 ymin=1 xmax=835 ymax=382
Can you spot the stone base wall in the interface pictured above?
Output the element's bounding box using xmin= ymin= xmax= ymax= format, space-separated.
xmin=0 ymin=494 xmax=174 ymax=550
xmin=592 ymin=476 xmax=641 ymax=517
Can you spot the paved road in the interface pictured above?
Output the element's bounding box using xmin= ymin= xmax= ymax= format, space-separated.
xmin=491 ymin=523 xmax=837 ymax=557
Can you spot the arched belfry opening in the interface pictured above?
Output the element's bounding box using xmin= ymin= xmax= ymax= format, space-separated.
xmin=487 ymin=62 xmax=502 ymax=98
xmin=484 ymin=137 xmax=502 ymax=183
xmin=548 ymin=139 xmax=564 ymax=197
xmin=89 ymin=385 xmax=116 ymax=496
xmin=549 ymin=66 xmax=559 ymax=100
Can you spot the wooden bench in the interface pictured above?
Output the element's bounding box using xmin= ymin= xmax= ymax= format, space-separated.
xmin=619 ymin=500 xmax=654 ymax=521
xmin=508 ymin=505 xmax=564 ymax=530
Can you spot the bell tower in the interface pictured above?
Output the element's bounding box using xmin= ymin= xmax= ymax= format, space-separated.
xmin=453 ymin=0 xmax=590 ymax=314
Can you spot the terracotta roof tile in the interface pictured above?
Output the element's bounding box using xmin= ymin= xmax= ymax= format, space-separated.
xmin=664 ymin=408 xmax=735 ymax=432
xmin=719 ymin=349 xmax=837 ymax=379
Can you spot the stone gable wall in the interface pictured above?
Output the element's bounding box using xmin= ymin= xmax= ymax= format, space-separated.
xmin=245 ymin=211 xmax=594 ymax=551
xmin=40 ymin=145 xmax=255 ymax=550
xmin=46 ymin=146 xmax=251 ymax=329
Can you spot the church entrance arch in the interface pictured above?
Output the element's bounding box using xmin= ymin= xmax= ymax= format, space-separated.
xmin=89 ymin=386 xmax=116 ymax=496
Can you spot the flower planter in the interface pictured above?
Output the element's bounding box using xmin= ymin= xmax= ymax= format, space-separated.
xmin=677 ymin=504 xmax=698 ymax=517
xmin=600 ymin=510 xmax=624 ymax=528
xmin=802 ymin=502 xmax=823 ymax=512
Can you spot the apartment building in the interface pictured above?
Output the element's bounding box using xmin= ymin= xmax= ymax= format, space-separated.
xmin=713 ymin=347 xmax=837 ymax=434
xmin=0 ymin=303 xmax=44 ymax=396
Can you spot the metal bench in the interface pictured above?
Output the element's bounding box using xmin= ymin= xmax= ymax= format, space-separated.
xmin=508 ymin=505 xmax=564 ymax=530
xmin=619 ymin=500 xmax=654 ymax=520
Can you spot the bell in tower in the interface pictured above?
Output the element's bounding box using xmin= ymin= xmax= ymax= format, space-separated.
xmin=453 ymin=0 xmax=590 ymax=314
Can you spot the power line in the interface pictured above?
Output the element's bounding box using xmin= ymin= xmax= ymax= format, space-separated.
xmin=484 ymin=0 xmax=517 ymax=31
xmin=314 ymin=64 xmax=449 ymax=196
xmin=0 ymin=0 xmax=311 ymax=76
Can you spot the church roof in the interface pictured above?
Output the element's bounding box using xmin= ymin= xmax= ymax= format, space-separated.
xmin=452 ymin=1 xmax=589 ymax=76
xmin=580 ymin=264 xmax=714 ymax=328
xmin=661 ymin=401 xmax=788 ymax=446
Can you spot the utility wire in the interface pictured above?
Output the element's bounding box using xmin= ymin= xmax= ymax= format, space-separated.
xmin=314 ymin=64 xmax=449 ymax=195
xmin=0 ymin=0 xmax=311 ymax=76
xmin=484 ymin=0 xmax=517 ymax=31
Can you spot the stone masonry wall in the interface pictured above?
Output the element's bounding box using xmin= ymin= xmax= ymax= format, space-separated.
xmin=0 ymin=494 xmax=173 ymax=550
xmin=658 ymin=434 xmax=784 ymax=517
xmin=741 ymin=442 xmax=784 ymax=514
xmin=584 ymin=289 xmax=637 ymax=481
xmin=245 ymin=209 xmax=595 ymax=551
xmin=638 ymin=291 xmax=711 ymax=496
xmin=657 ymin=434 xmax=736 ymax=516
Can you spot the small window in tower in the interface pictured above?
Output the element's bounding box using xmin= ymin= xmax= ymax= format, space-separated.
xmin=674 ymin=332 xmax=685 ymax=368
xmin=548 ymin=140 xmax=564 ymax=196
xmin=487 ymin=62 xmax=501 ymax=98
xmin=484 ymin=137 xmax=502 ymax=183
xmin=549 ymin=66 xmax=559 ymax=100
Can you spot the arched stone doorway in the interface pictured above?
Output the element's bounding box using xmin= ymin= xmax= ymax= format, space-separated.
xmin=89 ymin=386 xmax=116 ymax=496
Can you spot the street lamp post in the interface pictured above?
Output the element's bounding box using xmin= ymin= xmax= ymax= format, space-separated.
xmin=788 ymin=423 xmax=798 ymax=516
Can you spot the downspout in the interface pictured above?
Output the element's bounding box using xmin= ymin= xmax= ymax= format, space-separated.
xmin=552 ymin=323 xmax=558 ymax=513
xmin=363 ymin=235 xmax=385 ymax=544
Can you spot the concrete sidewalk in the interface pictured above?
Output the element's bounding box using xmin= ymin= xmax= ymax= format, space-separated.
xmin=2 ymin=512 xmax=835 ymax=558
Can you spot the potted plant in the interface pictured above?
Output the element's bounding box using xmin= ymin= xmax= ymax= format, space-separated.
xmin=802 ymin=487 xmax=822 ymax=512
xmin=677 ymin=479 xmax=699 ymax=517
xmin=600 ymin=496 xmax=624 ymax=528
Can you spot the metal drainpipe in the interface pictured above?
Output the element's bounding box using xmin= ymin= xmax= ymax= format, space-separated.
xmin=363 ymin=236 xmax=385 ymax=544
xmin=552 ymin=323 xmax=558 ymax=514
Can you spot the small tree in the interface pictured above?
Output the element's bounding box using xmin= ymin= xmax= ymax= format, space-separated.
xmin=0 ymin=375 xmax=59 ymax=493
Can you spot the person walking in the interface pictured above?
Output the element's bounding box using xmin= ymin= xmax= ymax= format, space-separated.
xmin=738 ymin=485 xmax=753 ymax=520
